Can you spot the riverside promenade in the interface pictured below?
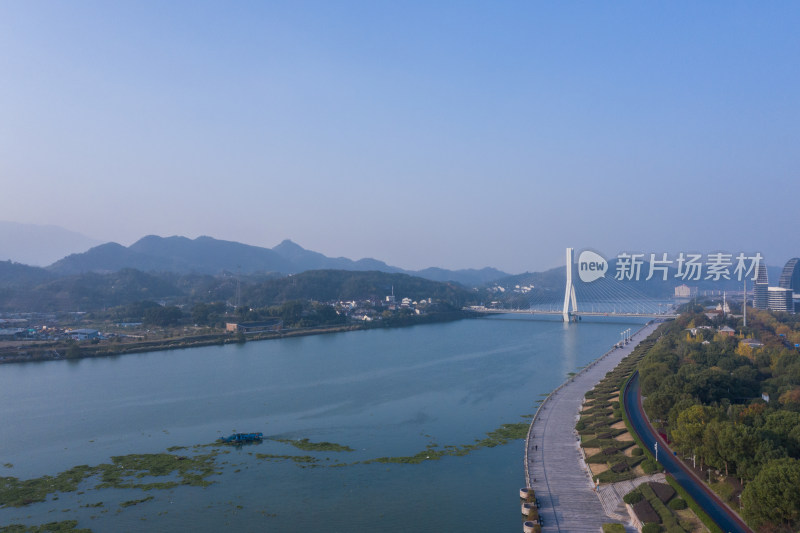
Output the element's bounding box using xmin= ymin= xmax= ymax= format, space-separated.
xmin=525 ymin=321 xmax=660 ymax=532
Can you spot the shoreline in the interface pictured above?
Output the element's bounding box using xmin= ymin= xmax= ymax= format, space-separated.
xmin=524 ymin=320 xmax=660 ymax=530
xmin=523 ymin=321 xmax=654 ymax=486
xmin=0 ymin=311 xmax=474 ymax=365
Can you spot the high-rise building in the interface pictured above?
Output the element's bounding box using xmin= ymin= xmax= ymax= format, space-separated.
xmin=768 ymin=287 xmax=794 ymax=313
xmin=779 ymin=258 xmax=800 ymax=292
xmin=753 ymin=264 xmax=769 ymax=310
xmin=778 ymin=258 xmax=800 ymax=312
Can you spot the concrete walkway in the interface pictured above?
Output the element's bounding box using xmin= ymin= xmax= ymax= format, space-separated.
xmin=597 ymin=473 xmax=666 ymax=522
xmin=525 ymin=321 xmax=660 ymax=532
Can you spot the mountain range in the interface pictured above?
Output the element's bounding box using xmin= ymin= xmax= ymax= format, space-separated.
xmin=33 ymin=234 xmax=511 ymax=287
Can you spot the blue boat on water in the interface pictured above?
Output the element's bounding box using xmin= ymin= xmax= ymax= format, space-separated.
xmin=220 ymin=432 xmax=263 ymax=444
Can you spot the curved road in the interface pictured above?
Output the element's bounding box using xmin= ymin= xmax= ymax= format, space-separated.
xmin=623 ymin=371 xmax=753 ymax=533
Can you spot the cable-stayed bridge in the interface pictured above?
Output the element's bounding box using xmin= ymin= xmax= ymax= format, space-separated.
xmin=469 ymin=248 xmax=679 ymax=322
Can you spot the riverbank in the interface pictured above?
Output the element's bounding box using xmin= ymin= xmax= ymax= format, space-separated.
xmin=0 ymin=310 xmax=475 ymax=365
xmin=525 ymin=320 xmax=660 ymax=531
xmin=1 ymin=316 xmax=621 ymax=532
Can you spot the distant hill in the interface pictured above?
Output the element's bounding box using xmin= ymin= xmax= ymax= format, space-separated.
xmin=0 ymin=268 xmax=185 ymax=313
xmin=271 ymin=239 xmax=403 ymax=273
xmin=0 ymin=261 xmax=55 ymax=288
xmin=46 ymin=235 xmax=511 ymax=286
xmin=0 ymin=221 xmax=101 ymax=266
xmin=48 ymin=242 xmax=170 ymax=275
xmin=49 ymin=236 xmax=296 ymax=276
xmin=415 ymin=266 xmax=510 ymax=286
xmin=0 ymin=267 xmax=477 ymax=313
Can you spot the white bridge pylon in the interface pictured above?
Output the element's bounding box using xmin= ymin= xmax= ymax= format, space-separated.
xmin=562 ymin=247 xmax=578 ymax=322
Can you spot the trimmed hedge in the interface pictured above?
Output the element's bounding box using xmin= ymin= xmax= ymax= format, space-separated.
xmin=668 ymin=498 xmax=687 ymax=510
xmin=641 ymin=458 xmax=661 ymax=474
xmin=623 ymin=490 xmax=643 ymax=504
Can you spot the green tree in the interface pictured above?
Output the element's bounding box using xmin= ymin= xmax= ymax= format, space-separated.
xmin=279 ymin=301 xmax=304 ymax=326
xmin=741 ymin=457 xmax=800 ymax=529
xmin=143 ymin=305 xmax=183 ymax=327
xmin=672 ymin=404 xmax=716 ymax=457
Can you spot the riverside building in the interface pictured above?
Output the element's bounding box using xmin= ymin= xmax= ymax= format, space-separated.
xmin=767 ymin=287 xmax=794 ymax=313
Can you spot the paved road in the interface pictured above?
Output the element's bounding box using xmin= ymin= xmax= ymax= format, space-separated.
xmin=526 ymin=322 xmax=659 ymax=532
xmin=623 ymin=372 xmax=753 ymax=533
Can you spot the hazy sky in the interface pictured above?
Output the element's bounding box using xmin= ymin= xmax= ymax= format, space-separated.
xmin=1 ymin=2 xmax=798 ymax=273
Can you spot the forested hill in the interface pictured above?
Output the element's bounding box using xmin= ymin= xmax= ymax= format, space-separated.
xmin=242 ymin=270 xmax=473 ymax=308
xmin=0 ymin=267 xmax=478 ymax=313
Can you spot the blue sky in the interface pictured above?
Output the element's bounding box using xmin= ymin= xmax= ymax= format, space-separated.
xmin=1 ymin=1 xmax=798 ymax=273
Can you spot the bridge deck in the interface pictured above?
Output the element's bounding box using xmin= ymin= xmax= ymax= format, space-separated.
xmin=526 ymin=321 xmax=660 ymax=532
xmin=468 ymin=308 xmax=676 ymax=318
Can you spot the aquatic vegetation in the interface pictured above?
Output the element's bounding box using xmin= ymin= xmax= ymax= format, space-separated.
xmin=480 ymin=422 xmax=528 ymax=445
xmin=0 ymin=465 xmax=95 ymax=507
xmin=95 ymin=451 xmax=220 ymax=490
xmin=119 ymin=496 xmax=154 ymax=508
xmin=0 ymin=520 xmax=91 ymax=532
xmin=366 ymin=421 xmax=530 ymax=464
xmin=274 ymin=438 xmax=354 ymax=452
xmin=0 ymin=448 xmax=223 ymax=508
xmin=79 ymin=502 xmax=103 ymax=508
xmin=254 ymin=454 xmax=318 ymax=465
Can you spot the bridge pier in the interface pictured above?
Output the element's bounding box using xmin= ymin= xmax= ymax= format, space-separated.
xmin=562 ymin=248 xmax=577 ymax=321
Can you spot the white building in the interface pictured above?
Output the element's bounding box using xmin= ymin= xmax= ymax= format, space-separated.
xmin=674 ymin=284 xmax=695 ymax=298
xmin=768 ymin=287 xmax=794 ymax=313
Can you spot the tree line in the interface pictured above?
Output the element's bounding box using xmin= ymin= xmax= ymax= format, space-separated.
xmin=639 ymin=306 xmax=800 ymax=530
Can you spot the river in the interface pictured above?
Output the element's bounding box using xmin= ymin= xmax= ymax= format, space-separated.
xmin=0 ymin=315 xmax=645 ymax=532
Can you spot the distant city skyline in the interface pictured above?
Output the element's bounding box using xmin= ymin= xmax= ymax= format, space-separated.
xmin=1 ymin=2 xmax=798 ymax=273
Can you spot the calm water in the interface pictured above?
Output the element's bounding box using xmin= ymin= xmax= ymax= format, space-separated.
xmin=0 ymin=316 xmax=644 ymax=532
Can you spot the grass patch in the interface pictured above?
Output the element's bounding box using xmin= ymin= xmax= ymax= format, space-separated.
xmin=709 ymin=481 xmax=736 ymax=506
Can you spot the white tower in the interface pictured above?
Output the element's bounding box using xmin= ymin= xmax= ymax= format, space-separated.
xmin=562 ymin=247 xmax=578 ymax=321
